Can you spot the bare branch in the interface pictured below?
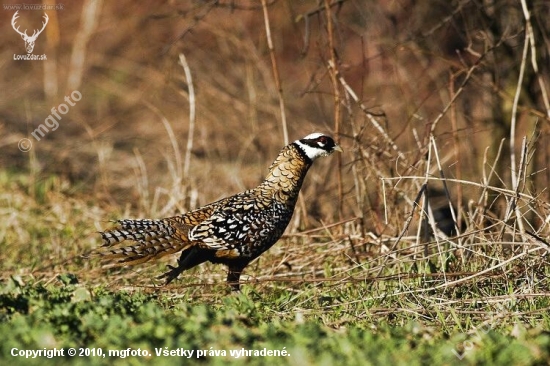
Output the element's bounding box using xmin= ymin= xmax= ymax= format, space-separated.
xmin=261 ymin=0 xmax=288 ymax=145
xmin=179 ymin=53 xmax=196 ymax=179
xmin=520 ymin=0 xmax=550 ymax=119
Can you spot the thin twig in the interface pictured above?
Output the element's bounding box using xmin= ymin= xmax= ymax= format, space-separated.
xmin=375 ymin=185 xmax=427 ymax=278
xmin=418 ymin=140 xmax=433 ymax=256
xmin=507 ymin=137 xmax=528 ymax=243
xmin=510 ymin=29 xmax=530 ymax=192
xmin=178 ymin=53 xmax=195 ymax=179
xmin=324 ymin=0 xmax=343 ymax=219
xmin=141 ymin=101 xmax=182 ymax=187
xmin=161 ymin=1 xmax=217 ymax=55
xmin=449 ymin=71 xmax=463 ymax=232
xmin=430 ymin=56 xmax=482 ymax=134
xmin=261 ymin=0 xmax=288 ymax=145
xmin=383 ymin=175 xmax=540 ymax=203
xmin=132 ymin=147 xmax=149 ymax=213
xmin=329 ymin=61 xmax=404 ymax=160
xmin=472 ymin=139 xmax=505 ymax=227
xmin=67 ymin=0 xmax=103 ymax=92
xmin=519 ymin=0 xmax=550 ymax=119
xmin=431 ymin=135 xmax=460 ymax=237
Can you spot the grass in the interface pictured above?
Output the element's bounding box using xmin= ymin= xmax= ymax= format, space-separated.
xmin=2 ymin=276 xmax=550 ymax=366
xmin=1 ymin=171 xmax=550 ymax=365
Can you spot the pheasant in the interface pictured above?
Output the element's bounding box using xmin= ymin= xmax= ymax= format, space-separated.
xmin=98 ymin=133 xmax=342 ymax=290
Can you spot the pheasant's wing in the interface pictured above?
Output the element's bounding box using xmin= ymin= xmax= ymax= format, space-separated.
xmin=189 ymin=192 xmax=288 ymax=258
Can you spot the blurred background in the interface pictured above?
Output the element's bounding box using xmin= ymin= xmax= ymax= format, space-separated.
xmin=1 ymin=0 xmax=550 ymax=282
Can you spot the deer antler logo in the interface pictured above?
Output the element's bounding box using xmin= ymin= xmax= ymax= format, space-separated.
xmin=11 ymin=11 xmax=49 ymax=54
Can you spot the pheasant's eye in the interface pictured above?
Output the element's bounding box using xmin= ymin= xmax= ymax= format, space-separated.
xmin=317 ymin=136 xmax=328 ymax=147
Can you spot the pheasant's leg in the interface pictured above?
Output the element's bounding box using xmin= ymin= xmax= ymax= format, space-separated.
xmin=227 ymin=264 xmax=246 ymax=292
xmin=158 ymin=247 xmax=203 ymax=284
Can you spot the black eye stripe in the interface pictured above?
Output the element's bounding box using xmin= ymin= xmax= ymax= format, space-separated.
xmin=299 ymin=135 xmax=335 ymax=151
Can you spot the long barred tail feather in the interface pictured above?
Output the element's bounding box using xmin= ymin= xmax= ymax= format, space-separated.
xmin=100 ymin=219 xmax=176 ymax=247
xmin=97 ymin=218 xmax=192 ymax=266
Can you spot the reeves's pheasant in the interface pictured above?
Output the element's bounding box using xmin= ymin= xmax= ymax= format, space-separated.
xmin=98 ymin=133 xmax=342 ymax=290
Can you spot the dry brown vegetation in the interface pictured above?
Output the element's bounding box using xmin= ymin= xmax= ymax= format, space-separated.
xmin=2 ymin=0 xmax=550 ymax=326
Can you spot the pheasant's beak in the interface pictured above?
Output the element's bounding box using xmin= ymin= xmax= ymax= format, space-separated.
xmin=333 ymin=144 xmax=343 ymax=153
